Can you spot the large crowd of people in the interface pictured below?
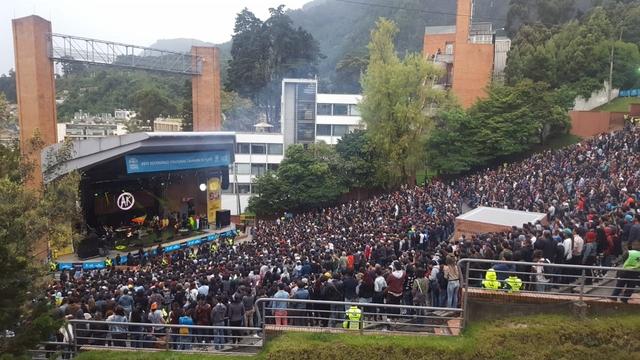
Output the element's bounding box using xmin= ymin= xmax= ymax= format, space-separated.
xmin=48 ymin=125 xmax=640 ymax=348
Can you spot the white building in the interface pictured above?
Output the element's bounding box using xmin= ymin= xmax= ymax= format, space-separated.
xmin=57 ymin=122 xmax=127 ymax=142
xmin=221 ymin=78 xmax=364 ymax=215
xmin=154 ymin=117 xmax=183 ymax=132
xmin=114 ymin=109 xmax=136 ymax=121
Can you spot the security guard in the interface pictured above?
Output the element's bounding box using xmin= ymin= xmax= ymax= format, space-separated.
xmin=49 ymin=261 xmax=58 ymax=272
xmin=504 ymin=273 xmax=523 ymax=293
xmin=482 ymin=268 xmax=501 ymax=290
xmin=342 ymin=305 xmax=362 ymax=330
xmin=612 ymin=248 xmax=640 ymax=303
xmin=210 ymin=242 xmax=219 ymax=254
xmin=161 ymin=255 xmax=168 ymax=267
xmin=104 ymin=256 xmax=113 ymax=268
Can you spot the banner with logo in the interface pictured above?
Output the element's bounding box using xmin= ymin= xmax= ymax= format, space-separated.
xmin=125 ymin=151 xmax=230 ymax=174
xmin=619 ymin=88 xmax=640 ymax=97
xmin=207 ymin=178 xmax=221 ymax=227
xmin=51 ymin=229 xmax=238 ymax=271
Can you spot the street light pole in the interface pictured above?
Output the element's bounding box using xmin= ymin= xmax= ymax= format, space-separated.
xmin=608 ymin=28 xmax=624 ymax=103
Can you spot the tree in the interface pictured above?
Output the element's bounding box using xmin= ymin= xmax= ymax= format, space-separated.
xmin=425 ymin=108 xmax=479 ymax=175
xmin=0 ymin=140 xmax=81 ymax=357
xmin=59 ymin=56 xmax=88 ymax=77
xmin=132 ymin=87 xmax=177 ymax=130
xmin=334 ymin=129 xmax=384 ymax=189
xmin=470 ymin=80 xmax=570 ymax=157
xmin=0 ymin=70 xmax=16 ymax=103
xmin=506 ymin=8 xmax=640 ymax=98
xmin=0 ymin=93 xmax=16 ymax=129
xmin=506 ymin=0 xmax=578 ymax=36
xmin=226 ymin=6 xmax=322 ymax=123
xmin=220 ymin=90 xmax=259 ymax=132
xmin=180 ymin=79 xmax=193 ymax=131
xmin=248 ymin=143 xmax=346 ymax=216
xmin=333 ymin=51 xmax=369 ymax=93
xmin=359 ymin=18 xmax=446 ymax=187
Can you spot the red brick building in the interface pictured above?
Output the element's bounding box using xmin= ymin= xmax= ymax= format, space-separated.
xmin=423 ymin=0 xmax=510 ymax=108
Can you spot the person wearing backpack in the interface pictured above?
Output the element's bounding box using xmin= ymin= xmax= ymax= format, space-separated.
xmin=436 ymin=263 xmax=448 ymax=307
xmin=412 ymin=268 xmax=429 ymax=322
xmin=177 ymin=308 xmax=194 ymax=350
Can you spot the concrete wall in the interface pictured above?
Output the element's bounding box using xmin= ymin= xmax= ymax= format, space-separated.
xmin=191 ymin=46 xmax=221 ymax=131
xmin=573 ymin=83 xmax=619 ymax=111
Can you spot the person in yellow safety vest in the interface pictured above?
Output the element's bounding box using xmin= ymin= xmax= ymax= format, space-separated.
xmin=49 ymin=261 xmax=58 ymax=272
xmin=161 ymin=256 xmax=168 ymax=267
xmin=227 ymin=237 xmax=234 ymax=246
xmin=210 ymin=242 xmax=219 ymax=253
xmin=105 ymin=257 xmax=113 ymax=267
xmin=342 ymin=305 xmax=362 ymax=330
xmin=504 ymin=274 xmax=523 ymax=293
xmin=482 ymin=268 xmax=501 ymax=290
xmin=188 ymin=249 xmax=197 ymax=260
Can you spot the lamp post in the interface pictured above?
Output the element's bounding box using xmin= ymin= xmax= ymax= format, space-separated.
xmin=608 ymin=28 xmax=624 ymax=103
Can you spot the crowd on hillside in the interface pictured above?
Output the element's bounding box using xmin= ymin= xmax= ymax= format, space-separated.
xmin=48 ymin=125 xmax=640 ymax=347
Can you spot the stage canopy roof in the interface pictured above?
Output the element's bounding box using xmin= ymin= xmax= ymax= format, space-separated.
xmin=455 ymin=206 xmax=547 ymax=228
xmin=42 ymin=132 xmax=236 ymax=183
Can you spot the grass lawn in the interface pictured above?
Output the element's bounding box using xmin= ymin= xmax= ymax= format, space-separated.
xmin=595 ymin=96 xmax=640 ymax=112
xmin=75 ymin=313 xmax=640 ymax=360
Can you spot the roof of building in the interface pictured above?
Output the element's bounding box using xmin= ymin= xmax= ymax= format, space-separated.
xmin=42 ymin=132 xmax=236 ymax=183
xmin=424 ymin=25 xmax=456 ymax=35
xmin=456 ymin=206 xmax=547 ymax=228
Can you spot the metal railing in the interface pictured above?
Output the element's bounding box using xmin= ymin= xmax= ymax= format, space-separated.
xmin=31 ymin=319 xmax=263 ymax=358
xmin=255 ymin=298 xmax=463 ymax=335
xmin=457 ymin=258 xmax=640 ymax=325
xmin=29 ymin=341 xmax=76 ymax=359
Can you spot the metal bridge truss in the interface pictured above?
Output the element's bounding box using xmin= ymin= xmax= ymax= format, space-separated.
xmin=49 ymin=33 xmax=203 ymax=75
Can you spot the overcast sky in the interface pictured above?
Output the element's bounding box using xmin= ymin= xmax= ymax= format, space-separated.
xmin=1 ymin=0 xmax=310 ymax=74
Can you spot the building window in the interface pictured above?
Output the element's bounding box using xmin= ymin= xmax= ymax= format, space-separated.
xmin=333 ymin=104 xmax=348 ymax=116
xmin=267 ymin=143 xmax=283 ymax=155
xmin=297 ymin=103 xmax=316 ymax=120
xmin=236 ymin=163 xmax=251 ymax=175
xmin=316 ymin=124 xmax=331 ymax=136
xmin=333 ymin=125 xmax=348 ymax=137
xmin=267 ymin=163 xmax=279 ymax=172
xmin=251 ymin=144 xmax=266 ymax=154
xmin=445 ymin=43 xmax=454 ymax=55
xmin=317 ymin=103 xmax=332 ymax=115
xmin=237 ymin=183 xmax=251 ymax=194
xmin=237 ymin=143 xmax=250 ymax=154
xmin=297 ymin=123 xmax=315 ymax=142
xmin=348 ymin=104 xmax=361 ymax=116
xmin=251 ymin=163 xmax=266 ymax=176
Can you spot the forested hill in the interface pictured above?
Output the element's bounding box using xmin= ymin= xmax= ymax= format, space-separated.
xmin=143 ymin=0 xmax=510 ymax=92
xmin=288 ymin=0 xmax=510 ymax=90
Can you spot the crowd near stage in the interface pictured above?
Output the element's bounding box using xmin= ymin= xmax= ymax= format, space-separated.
xmin=42 ymin=132 xmax=236 ymax=261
